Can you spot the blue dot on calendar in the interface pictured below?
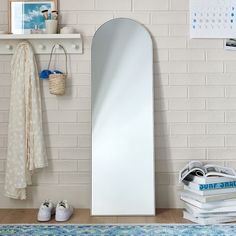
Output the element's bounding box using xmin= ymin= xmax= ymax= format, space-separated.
xmin=231 ymin=19 xmax=234 ymax=23
xmin=232 ymin=13 xmax=234 ymax=16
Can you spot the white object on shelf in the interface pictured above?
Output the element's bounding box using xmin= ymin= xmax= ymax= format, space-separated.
xmin=45 ymin=20 xmax=58 ymax=34
xmin=190 ymin=0 xmax=236 ymax=38
xmin=0 ymin=34 xmax=82 ymax=54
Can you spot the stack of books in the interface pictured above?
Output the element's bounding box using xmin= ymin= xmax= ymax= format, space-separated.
xmin=179 ymin=161 xmax=236 ymax=224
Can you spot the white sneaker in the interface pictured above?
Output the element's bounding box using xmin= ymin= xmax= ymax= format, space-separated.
xmin=37 ymin=200 xmax=55 ymax=222
xmin=55 ymin=200 xmax=73 ymax=222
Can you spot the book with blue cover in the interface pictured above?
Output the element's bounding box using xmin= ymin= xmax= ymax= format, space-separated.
xmin=184 ymin=184 xmax=236 ymax=196
xmin=188 ymin=180 xmax=236 ymax=191
xmin=199 ymin=181 xmax=236 ymax=190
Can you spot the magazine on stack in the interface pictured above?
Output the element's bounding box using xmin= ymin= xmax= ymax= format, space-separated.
xmin=179 ymin=161 xmax=236 ymax=224
xmin=179 ymin=161 xmax=236 ymax=183
xmin=187 ymin=174 xmax=234 ymax=184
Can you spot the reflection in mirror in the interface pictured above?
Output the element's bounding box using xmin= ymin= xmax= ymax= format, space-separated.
xmin=91 ymin=18 xmax=155 ymax=215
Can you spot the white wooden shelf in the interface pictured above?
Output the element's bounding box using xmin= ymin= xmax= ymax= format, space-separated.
xmin=0 ymin=33 xmax=83 ymax=54
xmin=0 ymin=33 xmax=81 ymax=39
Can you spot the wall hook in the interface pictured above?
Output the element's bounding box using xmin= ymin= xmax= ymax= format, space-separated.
xmin=71 ymin=44 xmax=78 ymax=49
xmin=6 ymin=45 xmax=13 ymax=50
xmin=39 ymin=44 xmax=45 ymax=50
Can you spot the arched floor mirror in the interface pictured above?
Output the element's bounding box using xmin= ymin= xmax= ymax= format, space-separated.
xmin=91 ymin=18 xmax=155 ymax=216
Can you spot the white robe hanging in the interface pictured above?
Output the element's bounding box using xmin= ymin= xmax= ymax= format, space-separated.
xmin=4 ymin=41 xmax=47 ymax=200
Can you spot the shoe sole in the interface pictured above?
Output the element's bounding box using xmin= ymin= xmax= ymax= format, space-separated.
xmin=55 ymin=212 xmax=73 ymax=222
xmin=37 ymin=216 xmax=51 ymax=222
xmin=55 ymin=216 xmax=71 ymax=222
xmin=37 ymin=212 xmax=55 ymax=222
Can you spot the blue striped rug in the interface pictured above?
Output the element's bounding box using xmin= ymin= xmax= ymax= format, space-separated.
xmin=1 ymin=224 xmax=236 ymax=236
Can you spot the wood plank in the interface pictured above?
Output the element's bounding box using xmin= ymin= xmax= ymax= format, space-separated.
xmin=117 ymin=216 xmax=147 ymax=224
xmin=0 ymin=209 xmax=188 ymax=224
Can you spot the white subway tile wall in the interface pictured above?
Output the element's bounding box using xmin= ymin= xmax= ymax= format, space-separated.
xmin=0 ymin=0 xmax=233 ymax=209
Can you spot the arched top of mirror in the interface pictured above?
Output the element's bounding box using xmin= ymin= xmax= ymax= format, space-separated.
xmin=92 ymin=18 xmax=152 ymax=49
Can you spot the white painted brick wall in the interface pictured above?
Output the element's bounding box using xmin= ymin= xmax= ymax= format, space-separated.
xmin=0 ymin=0 xmax=235 ymax=209
xmin=134 ymin=0 xmax=168 ymax=11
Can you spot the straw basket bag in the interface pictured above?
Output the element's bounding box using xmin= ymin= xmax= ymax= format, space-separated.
xmin=48 ymin=44 xmax=68 ymax=95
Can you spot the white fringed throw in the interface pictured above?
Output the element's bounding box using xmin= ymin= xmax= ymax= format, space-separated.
xmin=4 ymin=41 xmax=47 ymax=200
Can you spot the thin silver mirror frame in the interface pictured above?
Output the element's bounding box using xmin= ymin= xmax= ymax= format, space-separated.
xmin=91 ymin=18 xmax=155 ymax=216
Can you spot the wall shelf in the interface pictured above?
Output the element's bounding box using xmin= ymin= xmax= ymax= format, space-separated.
xmin=0 ymin=33 xmax=83 ymax=54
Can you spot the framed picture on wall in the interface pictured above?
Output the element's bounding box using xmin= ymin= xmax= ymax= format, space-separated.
xmin=8 ymin=0 xmax=57 ymax=34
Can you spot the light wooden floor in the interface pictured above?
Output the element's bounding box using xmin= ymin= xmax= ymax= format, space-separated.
xmin=0 ymin=209 xmax=191 ymax=224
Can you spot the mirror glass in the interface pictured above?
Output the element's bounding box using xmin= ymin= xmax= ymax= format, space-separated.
xmin=91 ymin=18 xmax=155 ymax=215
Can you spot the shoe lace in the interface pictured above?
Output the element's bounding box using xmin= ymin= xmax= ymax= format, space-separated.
xmin=43 ymin=200 xmax=50 ymax=207
xmin=58 ymin=200 xmax=67 ymax=208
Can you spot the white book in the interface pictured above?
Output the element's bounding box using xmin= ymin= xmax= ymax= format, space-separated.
xmin=190 ymin=212 xmax=236 ymax=217
xmin=185 ymin=203 xmax=236 ymax=218
xmin=181 ymin=196 xmax=236 ymax=209
xmin=189 ymin=174 xmax=234 ymax=184
xmin=184 ymin=184 xmax=236 ymax=196
xmin=180 ymin=190 xmax=236 ymax=203
xmin=183 ymin=211 xmax=236 ymax=224
xmin=185 ymin=202 xmax=236 ymax=216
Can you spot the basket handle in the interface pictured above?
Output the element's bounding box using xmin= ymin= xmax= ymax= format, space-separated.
xmin=47 ymin=44 xmax=68 ymax=75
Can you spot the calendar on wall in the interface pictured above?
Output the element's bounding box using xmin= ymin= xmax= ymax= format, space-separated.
xmin=190 ymin=0 xmax=236 ymax=38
